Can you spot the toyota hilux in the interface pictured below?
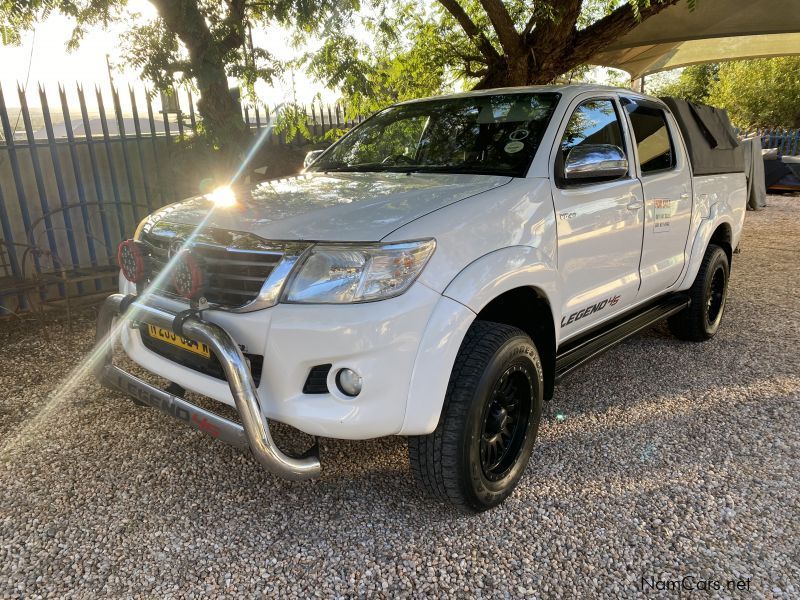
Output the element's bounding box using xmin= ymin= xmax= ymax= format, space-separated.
xmin=95 ymin=85 xmax=747 ymax=511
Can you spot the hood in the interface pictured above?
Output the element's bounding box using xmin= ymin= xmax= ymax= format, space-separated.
xmin=145 ymin=172 xmax=511 ymax=242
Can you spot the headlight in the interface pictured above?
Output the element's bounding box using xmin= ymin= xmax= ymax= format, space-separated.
xmin=282 ymin=240 xmax=436 ymax=304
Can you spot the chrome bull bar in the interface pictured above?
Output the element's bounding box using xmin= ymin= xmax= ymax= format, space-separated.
xmin=94 ymin=293 xmax=321 ymax=480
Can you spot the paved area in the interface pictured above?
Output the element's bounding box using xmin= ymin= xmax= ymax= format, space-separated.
xmin=1 ymin=195 xmax=799 ymax=598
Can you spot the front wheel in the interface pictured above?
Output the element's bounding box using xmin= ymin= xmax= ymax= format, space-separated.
xmin=668 ymin=244 xmax=730 ymax=341
xmin=408 ymin=321 xmax=543 ymax=512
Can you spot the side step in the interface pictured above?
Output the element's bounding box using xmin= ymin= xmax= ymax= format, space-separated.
xmin=555 ymin=294 xmax=690 ymax=382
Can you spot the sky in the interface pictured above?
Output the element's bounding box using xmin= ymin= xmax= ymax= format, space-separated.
xmin=0 ymin=0 xmax=342 ymax=109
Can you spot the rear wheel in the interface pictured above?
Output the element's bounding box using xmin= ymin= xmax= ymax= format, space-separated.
xmin=408 ymin=321 xmax=543 ymax=512
xmin=668 ymin=244 xmax=730 ymax=341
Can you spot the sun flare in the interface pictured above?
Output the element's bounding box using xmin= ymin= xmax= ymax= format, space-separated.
xmin=208 ymin=185 xmax=237 ymax=208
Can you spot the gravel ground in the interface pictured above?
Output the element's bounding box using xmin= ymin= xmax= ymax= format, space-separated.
xmin=1 ymin=195 xmax=799 ymax=598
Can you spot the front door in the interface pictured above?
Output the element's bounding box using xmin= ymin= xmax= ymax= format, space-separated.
xmin=621 ymin=97 xmax=693 ymax=299
xmin=550 ymin=96 xmax=645 ymax=340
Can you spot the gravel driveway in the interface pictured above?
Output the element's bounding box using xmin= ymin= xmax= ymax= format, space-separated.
xmin=1 ymin=195 xmax=799 ymax=598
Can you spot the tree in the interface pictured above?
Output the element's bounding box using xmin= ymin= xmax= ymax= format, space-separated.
xmin=313 ymin=0 xmax=687 ymax=101
xmin=1 ymin=0 xmax=356 ymax=160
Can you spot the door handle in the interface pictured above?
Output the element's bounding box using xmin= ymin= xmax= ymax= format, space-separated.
xmin=626 ymin=200 xmax=644 ymax=211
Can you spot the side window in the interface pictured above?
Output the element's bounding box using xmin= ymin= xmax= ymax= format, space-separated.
xmin=624 ymin=102 xmax=675 ymax=173
xmin=559 ymin=98 xmax=626 ymax=169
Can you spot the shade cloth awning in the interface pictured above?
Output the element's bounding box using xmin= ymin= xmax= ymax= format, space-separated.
xmin=590 ymin=0 xmax=800 ymax=78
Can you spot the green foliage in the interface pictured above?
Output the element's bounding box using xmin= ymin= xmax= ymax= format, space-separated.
xmin=0 ymin=0 xmax=357 ymax=91
xmin=123 ymin=18 xmax=184 ymax=92
xmin=1 ymin=0 xmax=129 ymax=48
xmin=649 ymin=64 xmax=717 ymax=104
xmin=650 ymin=59 xmax=800 ymax=129
xmin=708 ymin=58 xmax=800 ymax=129
xmin=602 ymin=68 xmax=630 ymax=87
xmin=308 ymin=4 xmax=452 ymax=118
xmin=273 ymin=104 xmax=312 ymax=142
xmin=322 ymin=127 xmax=348 ymax=143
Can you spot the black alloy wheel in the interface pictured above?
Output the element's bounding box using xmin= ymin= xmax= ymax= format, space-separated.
xmin=480 ymin=365 xmax=533 ymax=481
xmin=706 ymin=264 xmax=726 ymax=326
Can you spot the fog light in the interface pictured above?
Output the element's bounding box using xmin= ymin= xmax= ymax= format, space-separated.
xmin=336 ymin=368 xmax=362 ymax=397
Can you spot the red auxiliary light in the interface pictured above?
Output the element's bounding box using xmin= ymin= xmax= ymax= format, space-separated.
xmin=171 ymin=249 xmax=205 ymax=300
xmin=117 ymin=239 xmax=146 ymax=283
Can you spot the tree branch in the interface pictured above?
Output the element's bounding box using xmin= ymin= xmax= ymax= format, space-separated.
xmin=530 ymin=0 xmax=582 ymax=49
xmin=219 ymin=0 xmax=247 ymax=51
xmin=477 ymin=0 xmax=521 ymax=55
xmin=522 ymin=12 xmax=537 ymax=38
xmin=464 ymin=63 xmax=488 ymax=78
xmin=151 ymin=0 xmax=212 ymax=60
xmin=437 ymin=0 xmax=501 ymax=63
xmin=163 ymin=60 xmax=193 ymax=74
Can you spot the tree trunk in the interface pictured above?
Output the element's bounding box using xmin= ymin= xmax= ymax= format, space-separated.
xmin=151 ymin=0 xmax=250 ymax=178
xmin=475 ymin=55 xmax=528 ymax=88
xmin=193 ymin=59 xmax=250 ymax=160
xmin=474 ymin=52 xmax=562 ymax=89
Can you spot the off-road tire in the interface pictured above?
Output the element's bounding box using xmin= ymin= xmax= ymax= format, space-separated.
xmin=668 ymin=244 xmax=730 ymax=341
xmin=408 ymin=321 xmax=543 ymax=512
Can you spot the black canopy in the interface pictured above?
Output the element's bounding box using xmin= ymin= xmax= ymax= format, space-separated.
xmin=661 ymin=97 xmax=744 ymax=175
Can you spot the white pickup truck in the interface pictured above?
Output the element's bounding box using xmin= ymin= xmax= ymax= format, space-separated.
xmin=96 ymin=84 xmax=746 ymax=511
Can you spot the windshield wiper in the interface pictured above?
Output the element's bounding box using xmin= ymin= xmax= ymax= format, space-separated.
xmin=316 ymin=164 xmax=417 ymax=173
xmin=314 ymin=163 xmax=508 ymax=176
xmin=404 ymin=165 xmax=509 ymax=176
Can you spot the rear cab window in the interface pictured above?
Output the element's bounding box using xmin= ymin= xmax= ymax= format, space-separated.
xmin=623 ymin=99 xmax=676 ymax=174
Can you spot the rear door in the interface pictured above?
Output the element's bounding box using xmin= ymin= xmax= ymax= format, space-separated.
xmin=550 ymin=95 xmax=645 ymax=339
xmin=621 ymin=97 xmax=693 ymax=299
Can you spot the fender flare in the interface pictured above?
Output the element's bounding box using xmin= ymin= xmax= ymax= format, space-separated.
xmin=441 ymin=245 xmax=559 ymax=316
xmin=678 ymin=203 xmax=734 ymax=290
xmin=400 ymin=246 xmax=558 ymax=435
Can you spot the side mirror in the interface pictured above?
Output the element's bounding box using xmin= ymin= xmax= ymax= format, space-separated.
xmin=303 ymin=150 xmax=324 ymax=169
xmin=564 ymin=144 xmax=628 ymax=181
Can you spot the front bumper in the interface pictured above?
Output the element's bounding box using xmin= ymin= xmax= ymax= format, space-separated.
xmin=116 ymin=277 xmax=442 ymax=439
xmin=94 ymin=293 xmax=321 ymax=480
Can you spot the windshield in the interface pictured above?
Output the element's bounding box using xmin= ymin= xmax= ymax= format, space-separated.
xmin=308 ymin=93 xmax=561 ymax=177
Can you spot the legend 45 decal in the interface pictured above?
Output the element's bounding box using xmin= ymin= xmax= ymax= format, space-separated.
xmin=561 ymin=295 xmax=621 ymax=328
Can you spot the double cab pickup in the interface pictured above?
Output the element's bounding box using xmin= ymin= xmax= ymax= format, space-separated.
xmin=96 ymin=85 xmax=746 ymax=511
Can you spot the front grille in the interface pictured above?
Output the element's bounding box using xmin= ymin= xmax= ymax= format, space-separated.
xmin=139 ymin=223 xmax=284 ymax=309
xmin=141 ymin=327 xmax=264 ymax=386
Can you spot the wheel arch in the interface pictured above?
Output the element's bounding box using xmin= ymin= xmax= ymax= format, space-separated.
xmin=474 ymin=287 xmax=556 ymax=400
xmin=444 ymin=245 xmax=558 ymax=400
xmin=679 ymin=210 xmax=736 ymax=291
xmin=400 ymin=246 xmax=559 ymax=435
xmin=710 ymin=221 xmax=733 ymax=263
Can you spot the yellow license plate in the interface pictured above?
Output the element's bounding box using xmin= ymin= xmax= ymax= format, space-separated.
xmin=146 ymin=325 xmax=211 ymax=358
